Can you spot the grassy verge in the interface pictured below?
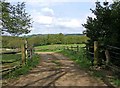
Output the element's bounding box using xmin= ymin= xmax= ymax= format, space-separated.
xmin=59 ymin=48 xmax=91 ymax=70
xmin=3 ymin=54 xmax=40 ymax=79
xmin=59 ymin=49 xmax=120 ymax=87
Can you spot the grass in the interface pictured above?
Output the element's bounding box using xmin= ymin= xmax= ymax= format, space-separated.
xmin=61 ymin=48 xmax=120 ymax=87
xmin=112 ymin=78 xmax=120 ymax=87
xmin=1 ymin=54 xmax=21 ymax=69
xmin=2 ymin=54 xmax=40 ymax=79
xmin=59 ymin=48 xmax=120 ymax=87
xmin=35 ymin=44 xmax=85 ymax=52
xmin=59 ymin=47 xmax=91 ymax=70
xmin=2 ymin=54 xmax=21 ymax=62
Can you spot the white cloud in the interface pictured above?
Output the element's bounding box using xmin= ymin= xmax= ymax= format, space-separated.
xmin=6 ymin=0 xmax=102 ymax=34
xmin=30 ymin=8 xmax=82 ymax=31
xmin=30 ymin=7 xmax=54 ymax=25
xmin=36 ymin=15 xmax=53 ymax=25
xmin=55 ymin=18 xmax=81 ymax=28
xmin=41 ymin=7 xmax=54 ymax=16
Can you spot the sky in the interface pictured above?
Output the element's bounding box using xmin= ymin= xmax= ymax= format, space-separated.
xmin=6 ymin=0 xmax=113 ymax=35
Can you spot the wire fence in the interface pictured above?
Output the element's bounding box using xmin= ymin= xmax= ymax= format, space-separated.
xmin=107 ymin=45 xmax=120 ymax=67
xmin=64 ymin=45 xmax=80 ymax=53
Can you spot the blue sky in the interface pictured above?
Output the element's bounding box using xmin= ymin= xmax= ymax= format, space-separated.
xmin=6 ymin=0 xmax=113 ymax=35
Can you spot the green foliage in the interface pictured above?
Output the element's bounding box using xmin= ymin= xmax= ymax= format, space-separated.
xmin=83 ymin=1 xmax=120 ymax=46
xmin=2 ymin=34 xmax=88 ymax=48
xmin=26 ymin=54 xmax=40 ymax=68
xmin=28 ymin=36 xmax=47 ymax=46
xmin=83 ymin=1 xmax=112 ymax=45
xmin=1 ymin=0 xmax=32 ymax=36
xmin=82 ymin=1 xmax=120 ymax=66
xmin=2 ymin=36 xmax=23 ymax=48
xmin=28 ymin=34 xmax=89 ymax=46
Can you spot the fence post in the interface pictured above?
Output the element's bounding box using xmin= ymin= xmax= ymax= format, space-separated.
xmin=21 ymin=44 xmax=26 ymax=65
xmin=94 ymin=41 xmax=99 ymax=65
xmin=105 ymin=49 xmax=110 ymax=65
xmin=25 ymin=39 xmax=28 ymax=59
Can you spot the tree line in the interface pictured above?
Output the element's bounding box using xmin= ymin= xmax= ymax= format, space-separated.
xmin=2 ymin=34 xmax=89 ymax=48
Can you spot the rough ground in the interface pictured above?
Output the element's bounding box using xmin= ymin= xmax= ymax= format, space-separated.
xmin=4 ymin=52 xmax=107 ymax=87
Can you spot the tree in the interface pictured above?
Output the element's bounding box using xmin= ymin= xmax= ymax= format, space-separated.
xmin=83 ymin=1 xmax=120 ymax=66
xmin=1 ymin=0 xmax=32 ymax=36
xmin=82 ymin=1 xmax=111 ymax=65
xmin=110 ymin=1 xmax=120 ymax=47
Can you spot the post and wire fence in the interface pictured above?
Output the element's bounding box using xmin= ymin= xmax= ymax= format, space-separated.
xmin=85 ymin=41 xmax=120 ymax=77
xmin=64 ymin=45 xmax=80 ymax=53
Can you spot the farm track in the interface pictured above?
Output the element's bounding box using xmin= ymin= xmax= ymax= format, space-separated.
xmin=3 ymin=52 xmax=108 ymax=87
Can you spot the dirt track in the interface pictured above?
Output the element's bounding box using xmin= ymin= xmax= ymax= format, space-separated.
xmin=4 ymin=52 xmax=107 ymax=87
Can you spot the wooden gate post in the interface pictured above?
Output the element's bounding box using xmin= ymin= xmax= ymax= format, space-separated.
xmin=25 ymin=39 xmax=28 ymax=59
xmin=105 ymin=49 xmax=110 ymax=65
xmin=94 ymin=41 xmax=99 ymax=65
xmin=21 ymin=44 xmax=26 ymax=65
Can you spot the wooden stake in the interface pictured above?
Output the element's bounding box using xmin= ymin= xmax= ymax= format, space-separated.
xmin=105 ymin=49 xmax=110 ymax=65
xmin=94 ymin=41 xmax=99 ymax=65
xmin=21 ymin=44 xmax=26 ymax=65
xmin=25 ymin=40 xmax=28 ymax=59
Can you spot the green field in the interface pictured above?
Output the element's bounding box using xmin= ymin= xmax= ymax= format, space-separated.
xmin=35 ymin=44 xmax=85 ymax=52
xmin=2 ymin=54 xmax=21 ymax=62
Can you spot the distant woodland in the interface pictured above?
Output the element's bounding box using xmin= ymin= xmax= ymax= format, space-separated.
xmin=2 ymin=34 xmax=89 ymax=48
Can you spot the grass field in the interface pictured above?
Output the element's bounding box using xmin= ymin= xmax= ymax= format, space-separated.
xmin=35 ymin=44 xmax=85 ymax=52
